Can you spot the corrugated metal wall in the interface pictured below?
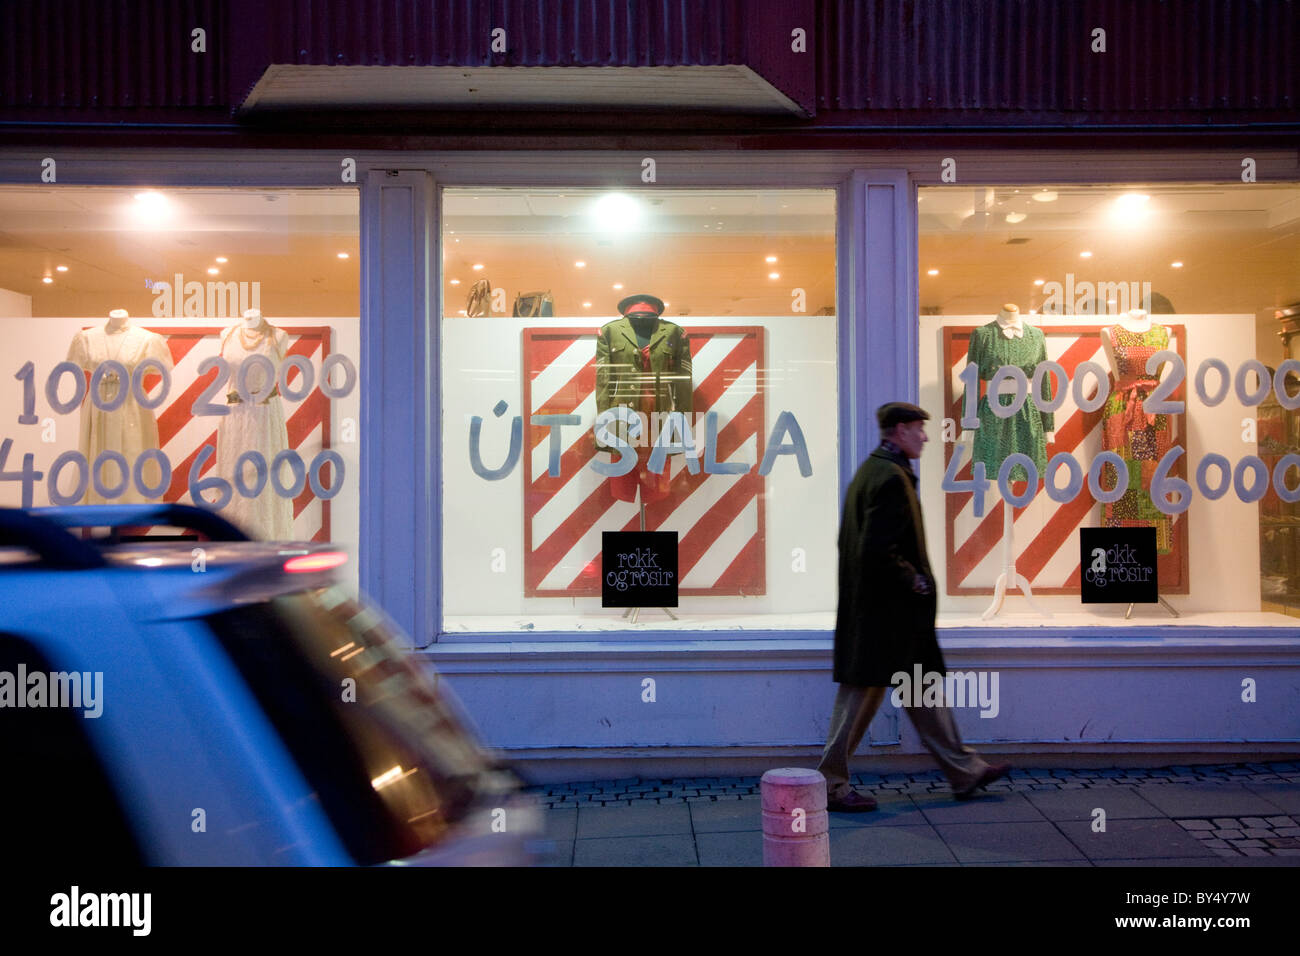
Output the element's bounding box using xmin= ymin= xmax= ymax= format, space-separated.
xmin=1 ymin=0 xmax=227 ymax=110
xmin=817 ymin=0 xmax=1298 ymax=113
xmin=1 ymin=0 xmax=1295 ymax=122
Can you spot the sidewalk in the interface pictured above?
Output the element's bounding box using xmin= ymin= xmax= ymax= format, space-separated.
xmin=523 ymin=761 xmax=1300 ymax=866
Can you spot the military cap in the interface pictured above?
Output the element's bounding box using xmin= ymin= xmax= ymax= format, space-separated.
xmin=876 ymin=401 xmax=931 ymax=430
xmin=617 ymin=294 xmax=665 ymax=316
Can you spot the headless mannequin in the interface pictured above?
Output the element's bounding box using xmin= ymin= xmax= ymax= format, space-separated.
xmin=1098 ymin=307 xmax=1179 ymax=618
xmin=106 ymin=307 xmax=129 ymax=333
xmin=961 ymin=304 xmax=1055 ymax=448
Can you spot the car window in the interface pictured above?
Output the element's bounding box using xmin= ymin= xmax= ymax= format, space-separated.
xmin=0 ymin=633 xmax=146 ymax=866
xmin=205 ymin=587 xmax=513 ymax=865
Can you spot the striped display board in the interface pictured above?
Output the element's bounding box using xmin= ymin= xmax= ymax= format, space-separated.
xmin=942 ymin=324 xmax=1189 ymax=595
xmin=522 ymin=326 xmax=766 ymax=597
xmin=145 ymin=326 xmax=334 ymax=542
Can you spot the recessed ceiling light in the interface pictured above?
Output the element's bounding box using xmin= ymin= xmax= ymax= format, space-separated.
xmin=42 ymin=276 xmax=53 ymax=284
xmin=337 ymin=252 xmax=349 ymax=259
xmin=768 ymin=272 xmax=780 ymax=280
xmin=1033 ymin=278 xmax=1045 ymax=286
xmin=574 ymin=261 xmax=586 ymax=268
xmin=765 ymin=255 xmax=778 ymax=263
xmin=55 ymin=265 xmax=68 ymax=272
xmin=215 ymin=256 xmax=228 ymax=264
xmin=1080 ymin=250 xmax=1093 ymax=258
xmin=612 ymin=283 xmax=624 ymax=290
xmin=472 ymin=263 xmax=484 ymax=271
xmin=1032 ymin=190 xmax=1058 ymax=203
xmin=207 ymin=267 xmax=219 ymax=275
xmin=1005 ymin=212 xmax=1027 ymax=224
xmin=582 ymin=301 xmax=592 ymax=308
xmin=662 ymin=301 xmax=669 ymax=308
xmin=450 ymin=279 xmax=461 ymax=285
xmin=927 ymin=268 xmax=939 ymax=277
xmin=1171 ymin=261 xmax=1184 ymax=268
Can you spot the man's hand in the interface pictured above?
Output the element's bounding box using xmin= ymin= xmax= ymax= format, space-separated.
xmin=912 ymin=573 xmax=933 ymax=595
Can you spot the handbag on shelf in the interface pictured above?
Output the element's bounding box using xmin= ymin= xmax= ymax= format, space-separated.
xmin=512 ymin=290 xmax=554 ymax=318
xmin=466 ymin=278 xmax=491 ymax=317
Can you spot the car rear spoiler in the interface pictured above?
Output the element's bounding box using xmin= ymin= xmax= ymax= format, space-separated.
xmin=0 ymin=505 xmax=250 ymax=570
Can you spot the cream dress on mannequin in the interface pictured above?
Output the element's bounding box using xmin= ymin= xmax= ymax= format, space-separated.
xmin=215 ymin=320 xmax=294 ymax=540
xmin=66 ymin=318 xmax=173 ymax=504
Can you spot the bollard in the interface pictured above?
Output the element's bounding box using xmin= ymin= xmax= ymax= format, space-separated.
xmin=761 ymin=767 xmax=830 ymax=866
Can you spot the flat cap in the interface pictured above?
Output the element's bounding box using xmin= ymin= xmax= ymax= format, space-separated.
xmin=617 ymin=294 xmax=665 ymax=316
xmin=876 ymin=401 xmax=930 ymax=430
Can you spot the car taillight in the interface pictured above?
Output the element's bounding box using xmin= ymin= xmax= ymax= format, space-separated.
xmin=283 ymin=552 xmax=348 ymax=573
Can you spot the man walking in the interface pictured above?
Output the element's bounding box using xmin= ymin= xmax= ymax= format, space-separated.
xmin=817 ymin=402 xmax=1011 ymax=811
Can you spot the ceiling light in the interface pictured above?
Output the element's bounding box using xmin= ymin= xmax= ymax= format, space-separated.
xmin=42 ymin=276 xmax=53 ymax=284
xmin=1171 ymin=261 xmax=1184 ymax=268
xmin=582 ymin=301 xmax=592 ymax=308
xmin=472 ymin=263 xmax=484 ymax=271
xmin=1080 ymin=251 xmax=1093 ymax=258
xmin=129 ymin=190 xmax=172 ymax=223
xmin=927 ymin=269 xmax=939 ymax=276
xmin=215 ymin=256 xmax=228 ymax=264
xmin=337 ymin=252 xmax=349 ymax=259
xmin=1032 ymin=190 xmax=1058 ymax=203
xmin=765 ymin=255 xmax=778 ymax=263
xmin=207 ymin=267 xmax=219 ymax=275
xmin=450 ymin=279 xmax=461 ymax=285
xmin=1005 ymin=212 xmax=1027 ymax=224
xmin=574 ymin=260 xmax=586 ymax=268
xmin=55 ymin=265 xmax=68 ymax=272
xmin=768 ymin=272 xmax=780 ymax=280
xmin=612 ymin=283 xmax=624 ymax=290
xmin=590 ymin=192 xmax=644 ymax=232
xmin=1033 ymin=279 xmax=1045 ymax=286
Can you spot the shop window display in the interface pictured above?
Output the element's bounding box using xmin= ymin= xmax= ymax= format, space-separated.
xmin=918 ymin=183 xmax=1300 ymax=624
xmin=0 ymin=187 xmax=361 ymax=585
xmin=440 ymin=188 xmax=837 ymax=631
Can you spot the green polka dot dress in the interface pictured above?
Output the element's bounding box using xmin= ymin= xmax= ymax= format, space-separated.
xmin=963 ymin=321 xmax=1054 ymax=483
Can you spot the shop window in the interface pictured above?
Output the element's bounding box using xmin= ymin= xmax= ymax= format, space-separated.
xmin=440 ymin=188 xmax=837 ymax=631
xmin=0 ymin=187 xmax=360 ymax=582
xmin=918 ymin=183 xmax=1300 ymax=625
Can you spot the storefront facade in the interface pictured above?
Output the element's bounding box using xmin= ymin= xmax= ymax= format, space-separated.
xmin=3 ymin=1 xmax=1298 ymax=781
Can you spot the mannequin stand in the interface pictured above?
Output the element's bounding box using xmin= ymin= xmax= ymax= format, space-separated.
xmin=1126 ymin=597 xmax=1179 ymax=619
xmin=982 ymin=501 xmax=1052 ymax=620
xmin=621 ymin=495 xmax=678 ymax=624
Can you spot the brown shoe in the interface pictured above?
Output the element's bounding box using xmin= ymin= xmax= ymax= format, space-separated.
xmin=827 ymin=790 xmax=878 ymax=812
xmin=954 ymin=762 xmax=1012 ymax=800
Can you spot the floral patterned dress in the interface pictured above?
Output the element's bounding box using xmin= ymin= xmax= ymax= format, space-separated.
xmin=1100 ymin=323 xmax=1174 ymax=554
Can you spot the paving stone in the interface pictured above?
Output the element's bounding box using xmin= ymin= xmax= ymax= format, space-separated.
xmin=934 ymin=821 xmax=1086 ymax=864
xmin=1267 ymin=837 xmax=1300 ymax=849
xmin=1275 ymin=827 xmax=1300 ymax=837
xmin=1178 ymin=819 xmax=1215 ymax=830
xmin=1202 ymin=839 xmax=1231 ymax=849
xmin=576 ymin=802 xmax=692 ymax=839
xmin=1266 ymin=816 xmax=1296 ymax=827
xmin=830 ymin=824 xmax=956 ymax=866
xmin=1213 ymin=829 xmax=1243 ymax=840
xmin=1030 ymin=783 xmax=1061 ymax=790
xmin=696 ymin=829 xmax=763 ymax=867
xmin=1211 ymin=817 xmax=1238 ymax=828
xmin=574 ymin=834 xmax=697 ymax=867
xmin=1238 ymin=839 xmax=1267 ymax=848
xmin=1242 ymin=828 xmax=1273 ymax=839
xmin=1058 ymin=818 xmax=1217 ymax=861
xmin=1191 ymin=831 xmax=1216 ymax=840
xmin=1239 ymin=817 xmax=1270 ymax=828
xmin=1212 ymin=848 xmax=1242 ymax=858
xmin=1274 ymin=848 xmax=1300 ymax=856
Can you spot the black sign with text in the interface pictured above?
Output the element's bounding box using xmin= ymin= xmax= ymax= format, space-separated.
xmin=602 ymin=531 xmax=679 ymax=608
xmin=1079 ymin=528 xmax=1158 ymax=603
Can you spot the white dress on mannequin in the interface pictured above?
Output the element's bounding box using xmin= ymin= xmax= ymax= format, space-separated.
xmin=215 ymin=321 xmax=294 ymax=540
xmin=66 ymin=320 xmax=173 ymax=504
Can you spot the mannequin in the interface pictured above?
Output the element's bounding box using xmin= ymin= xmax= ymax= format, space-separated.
xmin=215 ymin=308 xmax=293 ymax=540
xmin=65 ymin=309 xmax=172 ymax=504
xmin=960 ymin=304 xmax=1054 ymax=619
xmin=1098 ymin=308 xmax=1176 ymax=556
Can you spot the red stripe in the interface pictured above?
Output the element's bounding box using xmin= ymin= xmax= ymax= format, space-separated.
xmin=164 ymin=435 xmax=217 ymax=504
xmin=677 ymin=469 xmax=759 ymax=578
xmin=713 ymin=534 xmax=764 ymax=591
xmin=286 ymin=389 xmax=327 ymax=449
xmin=530 ymin=360 xmax=597 ymax=450
xmin=1015 ymin=488 xmax=1099 ymax=581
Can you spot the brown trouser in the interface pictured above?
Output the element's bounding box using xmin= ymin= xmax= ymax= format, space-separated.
xmin=816 ymin=683 xmax=990 ymax=799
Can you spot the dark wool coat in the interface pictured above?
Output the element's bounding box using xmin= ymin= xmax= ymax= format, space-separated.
xmin=833 ymin=444 xmax=947 ymax=686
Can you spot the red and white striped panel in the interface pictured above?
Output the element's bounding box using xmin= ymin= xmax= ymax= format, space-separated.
xmin=522 ymin=327 xmax=767 ymax=597
xmin=147 ymin=326 xmax=333 ymax=542
xmin=941 ymin=325 xmax=1188 ymax=595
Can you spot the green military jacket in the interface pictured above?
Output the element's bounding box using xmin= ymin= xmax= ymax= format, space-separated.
xmin=594 ymin=316 xmax=694 ymax=450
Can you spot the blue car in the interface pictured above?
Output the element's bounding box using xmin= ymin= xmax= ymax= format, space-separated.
xmin=0 ymin=504 xmax=540 ymax=866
